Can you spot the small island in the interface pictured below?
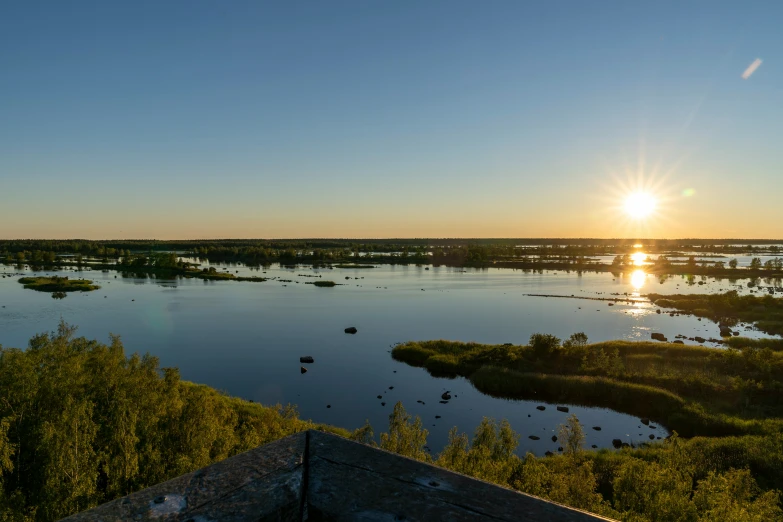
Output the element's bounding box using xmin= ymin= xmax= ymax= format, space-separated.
xmin=18 ymin=276 xmax=100 ymax=293
xmin=309 ymin=280 xmax=337 ymax=287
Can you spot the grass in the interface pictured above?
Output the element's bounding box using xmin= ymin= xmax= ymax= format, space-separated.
xmin=648 ymin=290 xmax=783 ymax=336
xmin=392 ymin=331 xmax=783 ymax=438
xmin=309 ymin=280 xmax=337 ymax=287
xmin=18 ymin=276 xmax=100 ymax=292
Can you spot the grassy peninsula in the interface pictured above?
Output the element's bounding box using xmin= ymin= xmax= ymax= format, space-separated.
xmin=18 ymin=276 xmax=100 ymax=293
xmin=649 ymin=291 xmax=783 ymax=336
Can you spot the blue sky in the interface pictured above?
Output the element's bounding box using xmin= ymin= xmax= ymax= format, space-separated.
xmin=1 ymin=1 xmax=780 ymax=238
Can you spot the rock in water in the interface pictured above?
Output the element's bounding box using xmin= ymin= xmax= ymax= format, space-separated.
xmin=441 ymin=392 xmax=452 ymax=400
xmin=536 ymin=405 xmax=546 ymax=411
xmin=651 ymin=332 xmax=667 ymax=342
xmin=300 ymin=356 xmax=314 ymax=363
xmin=612 ymin=439 xmax=623 ymax=449
xmin=344 ymin=326 xmax=358 ymax=334
xmin=300 ymin=367 xmax=307 ymax=374
xmin=556 ymin=406 xmax=569 ymax=413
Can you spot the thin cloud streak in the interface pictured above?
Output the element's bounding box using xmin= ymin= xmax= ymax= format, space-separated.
xmin=741 ymin=58 xmax=762 ymax=79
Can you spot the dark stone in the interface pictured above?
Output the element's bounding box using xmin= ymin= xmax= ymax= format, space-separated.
xmin=377 ymin=395 xmax=383 ymax=399
xmin=545 ymin=451 xmax=554 ymax=457
xmin=557 ymin=447 xmax=563 ymax=452
xmin=326 ymin=405 xmax=331 ymax=409
xmin=640 ymin=418 xmax=650 ymax=425
xmin=536 ymin=405 xmax=546 ymax=411
xmin=649 ymin=434 xmax=655 ymax=440
xmin=612 ymin=439 xmax=623 ymax=449
xmin=592 ymin=426 xmax=601 ymax=431
xmin=300 ymin=367 xmax=307 ymax=374
xmin=529 ymin=435 xmax=540 ymax=440
xmin=720 ymin=326 xmax=732 ymax=337
xmin=673 ymin=340 xmax=684 ymax=344
xmin=439 ymin=400 xmax=449 ymax=404
xmin=556 ymin=406 xmax=569 ymax=413
xmin=381 ymin=402 xmax=385 ymax=406
xmin=441 ymin=392 xmax=451 ymax=400
xmin=300 ymin=356 xmax=314 ymax=364
xmin=591 ymin=445 xmax=598 ymax=448
xmin=389 ymin=386 xmax=394 ymax=390
xmin=551 ymin=436 xmax=557 ymax=442
xmin=344 ymin=327 xmax=358 ymax=334
xmin=695 ymin=336 xmax=706 ymax=343
xmin=649 ymin=425 xmax=657 ymax=429
xmin=651 ymin=332 xmax=667 ymax=342
xmin=435 ymin=415 xmax=441 ymax=419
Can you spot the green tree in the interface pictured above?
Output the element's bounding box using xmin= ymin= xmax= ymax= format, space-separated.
xmin=557 ymin=414 xmax=585 ymax=456
xmin=379 ymin=402 xmax=430 ymax=461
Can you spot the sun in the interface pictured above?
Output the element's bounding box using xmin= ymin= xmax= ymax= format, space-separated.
xmin=623 ymin=192 xmax=657 ymax=219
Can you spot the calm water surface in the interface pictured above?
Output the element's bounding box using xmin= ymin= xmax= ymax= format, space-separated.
xmin=1 ymin=262 xmax=779 ymax=454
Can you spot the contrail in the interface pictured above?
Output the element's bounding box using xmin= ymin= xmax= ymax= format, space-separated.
xmin=742 ymin=58 xmax=762 ymax=79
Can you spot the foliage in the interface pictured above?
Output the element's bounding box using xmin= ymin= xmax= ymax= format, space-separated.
xmin=18 ymin=277 xmax=100 ymax=293
xmin=649 ymin=291 xmax=783 ymax=336
xmin=0 ymin=324 xmax=353 ymax=521
xmin=379 ymin=402 xmax=430 ymax=462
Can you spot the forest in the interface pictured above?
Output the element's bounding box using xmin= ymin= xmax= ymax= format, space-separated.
xmin=2 ymin=240 xmax=783 ymax=279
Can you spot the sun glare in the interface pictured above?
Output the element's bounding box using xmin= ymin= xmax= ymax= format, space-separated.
xmin=630 ymin=269 xmax=646 ymax=290
xmin=624 ymin=193 xmax=657 ymax=219
xmin=631 ymin=252 xmax=647 ymax=266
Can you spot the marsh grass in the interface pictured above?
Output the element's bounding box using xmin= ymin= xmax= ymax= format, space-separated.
xmin=18 ymin=276 xmax=100 ymax=292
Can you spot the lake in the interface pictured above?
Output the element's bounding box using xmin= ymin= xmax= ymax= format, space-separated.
xmin=1 ymin=260 xmax=779 ymax=455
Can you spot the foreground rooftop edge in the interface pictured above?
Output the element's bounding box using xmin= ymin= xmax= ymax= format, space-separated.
xmin=63 ymin=430 xmax=613 ymax=521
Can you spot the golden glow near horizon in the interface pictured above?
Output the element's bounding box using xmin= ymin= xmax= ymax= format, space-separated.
xmin=623 ymin=192 xmax=657 ymax=219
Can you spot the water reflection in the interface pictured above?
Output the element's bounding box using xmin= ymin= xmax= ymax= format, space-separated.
xmin=631 ymin=252 xmax=647 ymax=266
xmin=631 ymin=269 xmax=646 ymax=290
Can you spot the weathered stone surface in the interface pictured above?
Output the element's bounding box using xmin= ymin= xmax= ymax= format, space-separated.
xmin=307 ymin=430 xmax=609 ymax=521
xmin=65 ymin=430 xmax=614 ymax=522
xmin=63 ymin=433 xmax=306 ymax=522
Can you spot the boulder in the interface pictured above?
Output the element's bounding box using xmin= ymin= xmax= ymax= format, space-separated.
xmin=673 ymin=340 xmax=684 ymax=344
xmin=649 ymin=434 xmax=655 ymax=440
xmin=592 ymin=426 xmax=601 ymax=431
xmin=300 ymin=367 xmax=308 ymax=374
xmin=612 ymin=439 xmax=623 ymax=449
xmin=441 ymin=392 xmax=451 ymax=400
xmin=551 ymin=435 xmax=558 ymax=442
xmin=651 ymin=333 xmax=667 ymax=342
xmin=536 ymin=405 xmax=546 ymax=411
xmin=640 ymin=418 xmax=650 ymax=425
xmin=545 ymin=451 xmax=554 ymax=457
xmin=344 ymin=326 xmax=358 ymax=334
xmin=300 ymin=356 xmax=314 ymax=364
xmin=556 ymin=406 xmax=569 ymax=413
xmin=694 ymin=336 xmax=706 ymax=343
xmin=529 ymin=435 xmax=540 ymax=440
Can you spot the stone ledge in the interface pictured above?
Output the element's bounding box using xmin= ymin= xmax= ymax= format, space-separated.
xmin=63 ymin=430 xmax=614 ymax=522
